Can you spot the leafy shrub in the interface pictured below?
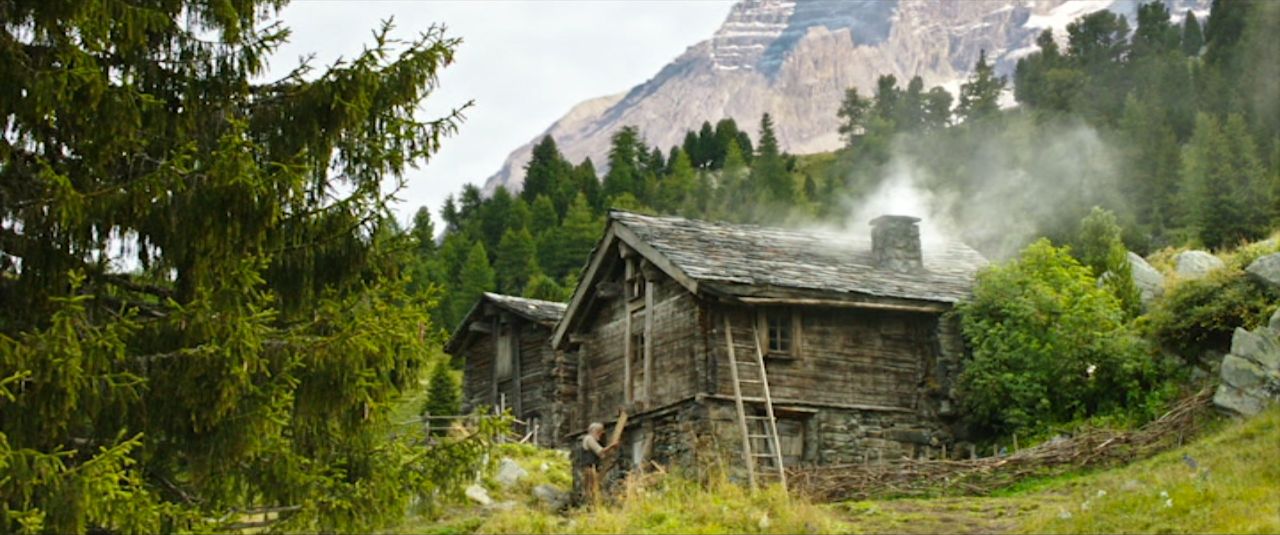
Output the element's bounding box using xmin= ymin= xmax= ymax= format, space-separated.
xmin=956 ymin=239 xmax=1162 ymax=435
xmin=1142 ymin=267 xmax=1278 ymax=362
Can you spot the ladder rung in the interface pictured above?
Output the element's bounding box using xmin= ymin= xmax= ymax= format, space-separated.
xmin=744 ymin=415 xmax=773 ymax=420
xmin=747 ymin=434 xmax=773 ymax=439
xmin=740 ymin=379 xmax=762 ymax=384
xmin=751 ymin=453 xmax=777 ymax=458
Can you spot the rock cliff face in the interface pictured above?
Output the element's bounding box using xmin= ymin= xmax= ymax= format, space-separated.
xmin=483 ymin=0 xmax=1207 ymax=194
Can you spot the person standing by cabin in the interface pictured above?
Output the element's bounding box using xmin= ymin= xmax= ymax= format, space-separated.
xmin=578 ymin=422 xmax=616 ymax=504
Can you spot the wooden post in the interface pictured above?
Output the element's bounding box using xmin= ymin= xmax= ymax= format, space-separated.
xmin=643 ymin=280 xmax=654 ymax=407
xmin=623 ymin=308 xmax=632 ymax=404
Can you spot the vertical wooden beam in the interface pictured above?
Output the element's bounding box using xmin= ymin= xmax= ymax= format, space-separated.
xmin=643 ymin=280 xmax=654 ymax=407
xmin=512 ymin=318 xmax=523 ymax=417
xmin=623 ymin=305 xmax=632 ymax=405
xmin=490 ymin=316 xmax=499 ymax=406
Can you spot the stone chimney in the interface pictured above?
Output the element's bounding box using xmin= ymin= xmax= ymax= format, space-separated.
xmin=870 ymin=215 xmax=923 ymax=272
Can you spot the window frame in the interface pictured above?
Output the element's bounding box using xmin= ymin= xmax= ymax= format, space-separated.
xmin=756 ymin=308 xmax=802 ymax=359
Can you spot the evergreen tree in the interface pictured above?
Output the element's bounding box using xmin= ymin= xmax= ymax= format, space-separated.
xmin=523 ymin=273 xmax=571 ymax=302
xmin=530 ymin=195 xmax=560 ymax=237
xmin=422 ymin=361 xmax=462 ymax=435
xmin=453 ymin=242 xmax=497 ymax=325
xmin=711 ymin=118 xmax=743 ymax=169
xmin=1182 ymin=113 xmax=1252 ymax=248
xmin=538 ymin=194 xmax=603 ymax=279
xmin=957 ymin=49 xmax=1006 ymax=123
xmin=872 ymin=74 xmax=901 ymax=124
xmin=1118 ymin=94 xmax=1181 ymax=233
xmin=682 ymin=131 xmax=704 ymax=169
xmin=751 ymin=113 xmax=794 ymax=206
xmin=603 ymin=126 xmax=643 ymax=201
xmin=441 ymin=195 xmax=462 ymax=232
xmin=1182 ymin=10 xmax=1204 ymax=56
xmin=0 ymin=3 xmax=493 ymax=531
xmin=837 ymin=87 xmax=872 ymax=148
xmin=495 ymin=228 xmax=540 ymax=294
xmin=574 ymin=158 xmax=603 ymax=213
xmin=923 ymin=86 xmax=954 ymax=130
xmin=412 ymin=206 xmax=439 ymax=256
xmin=523 ymin=136 xmax=570 ymax=203
xmin=697 ymin=121 xmax=717 ymax=169
xmin=658 ymin=148 xmax=699 ymax=215
xmin=1132 ymin=2 xmax=1179 ymax=58
xmin=479 ymin=186 xmax=517 ymax=254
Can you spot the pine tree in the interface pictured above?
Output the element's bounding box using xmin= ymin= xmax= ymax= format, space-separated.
xmin=453 ymin=242 xmax=497 ymax=326
xmin=658 ymin=149 xmax=698 ymax=214
xmin=422 ymin=361 xmax=462 ymax=436
xmin=957 ymin=49 xmax=1007 ymax=123
xmin=523 ymin=136 xmax=570 ymax=203
xmin=1182 ymin=11 xmax=1204 ymax=56
xmin=0 ymin=4 xmax=492 ymax=531
xmin=837 ymin=87 xmax=872 ymax=148
xmin=479 ymin=186 xmax=517 ymax=254
xmin=1182 ymin=113 xmax=1241 ymax=248
xmin=530 ymin=195 xmax=560 ymax=237
xmin=574 ymin=158 xmax=603 ymax=213
xmin=603 ymin=126 xmax=643 ymax=201
xmin=523 ymin=273 xmax=571 ymax=302
xmin=538 ymin=194 xmax=603 ymax=280
xmin=412 ymin=207 xmax=438 ymax=256
xmin=496 ymin=228 xmax=540 ymax=294
xmin=751 ymin=113 xmax=794 ymax=206
xmin=1118 ymin=94 xmax=1181 ymax=233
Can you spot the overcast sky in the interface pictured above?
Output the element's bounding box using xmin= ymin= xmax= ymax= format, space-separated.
xmin=272 ymin=1 xmax=733 ymax=227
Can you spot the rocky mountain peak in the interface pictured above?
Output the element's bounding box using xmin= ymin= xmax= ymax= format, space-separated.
xmin=482 ymin=0 xmax=1207 ymax=195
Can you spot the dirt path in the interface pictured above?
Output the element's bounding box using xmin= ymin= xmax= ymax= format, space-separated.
xmin=831 ymin=495 xmax=1070 ymax=534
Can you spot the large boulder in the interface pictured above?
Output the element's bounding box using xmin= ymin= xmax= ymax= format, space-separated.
xmin=1174 ymin=250 xmax=1224 ymax=279
xmin=495 ymin=457 xmax=528 ymax=488
xmin=1213 ymin=309 xmax=1280 ymax=417
xmin=1246 ymin=253 xmax=1280 ymax=289
xmin=1127 ymin=252 xmax=1166 ymax=306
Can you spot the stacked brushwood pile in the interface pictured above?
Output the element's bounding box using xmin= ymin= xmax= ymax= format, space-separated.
xmin=790 ymin=389 xmax=1214 ymax=502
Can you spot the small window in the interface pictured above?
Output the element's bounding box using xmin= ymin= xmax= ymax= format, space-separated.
xmin=495 ymin=326 xmax=514 ymax=380
xmin=767 ymin=312 xmax=791 ymax=354
xmin=758 ymin=309 xmax=798 ymax=357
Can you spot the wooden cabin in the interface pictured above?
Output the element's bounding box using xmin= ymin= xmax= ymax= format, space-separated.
xmin=552 ymin=211 xmax=986 ymax=485
xmin=446 ymin=292 xmax=570 ymax=448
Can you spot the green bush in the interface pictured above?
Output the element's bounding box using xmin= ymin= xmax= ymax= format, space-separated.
xmin=956 ymin=239 xmax=1162 ymax=435
xmin=1142 ymin=267 xmax=1278 ymax=362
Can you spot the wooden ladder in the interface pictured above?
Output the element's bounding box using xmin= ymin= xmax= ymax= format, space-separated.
xmin=723 ymin=315 xmax=787 ymax=492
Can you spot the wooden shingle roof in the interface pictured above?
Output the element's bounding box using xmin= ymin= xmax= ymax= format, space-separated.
xmin=610 ymin=211 xmax=987 ymax=304
xmin=481 ymin=292 xmax=567 ymax=326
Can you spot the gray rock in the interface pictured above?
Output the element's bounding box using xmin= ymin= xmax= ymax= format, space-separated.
xmin=1269 ymin=308 xmax=1280 ymax=333
xmin=532 ymin=484 xmax=569 ymax=510
xmin=1127 ymin=252 xmax=1166 ymax=305
xmin=1246 ymin=253 xmax=1280 ymax=289
xmin=1232 ymin=328 xmax=1280 ymax=370
xmin=465 ymin=484 xmax=492 ymax=506
xmin=495 ymin=458 xmax=527 ymax=488
xmin=1220 ymin=354 xmax=1267 ymax=391
xmin=1213 ymin=384 xmax=1268 ymax=417
xmin=1174 ymin=250 xmax=1224 ymax=279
